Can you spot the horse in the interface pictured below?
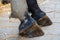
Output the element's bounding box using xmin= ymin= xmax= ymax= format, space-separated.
xmin=2 ymin=0 xmax=44 ymax=38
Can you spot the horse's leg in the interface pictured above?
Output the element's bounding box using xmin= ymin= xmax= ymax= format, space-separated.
xmin=10 ymin=0 xmax=44 ymax=38
xmin=26 ymin=0 xmax=52 ymax=26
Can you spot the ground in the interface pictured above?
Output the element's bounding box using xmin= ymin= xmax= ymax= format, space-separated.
xmin=0 ymin=0 xmax=60 ymax=40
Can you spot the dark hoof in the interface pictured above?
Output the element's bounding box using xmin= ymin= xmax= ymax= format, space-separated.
xmin=19 ymin=22 xmax=44 ymax=38
xmin=37 ymin=15 xmax=52 ymax=26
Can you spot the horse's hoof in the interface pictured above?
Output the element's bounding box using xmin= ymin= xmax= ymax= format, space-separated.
xmin=37 ymin=15 xmax=52 ymax=26
xmin=19 ymin=22 xmax=44 ymax=38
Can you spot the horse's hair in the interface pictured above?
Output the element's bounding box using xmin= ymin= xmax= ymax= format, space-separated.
xmin=2 ymin=0 xmax=27 ymax=21
xmin=2 ymin=0 xmax=10 ymax=4
xmin=10 ymin=0 xmax=28 ymax=20
xmin=2 ymin=0 xmax=29 ymax=21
